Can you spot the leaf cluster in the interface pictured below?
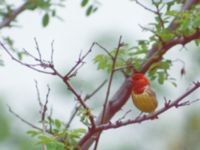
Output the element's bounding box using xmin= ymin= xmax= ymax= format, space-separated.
xmin=27 ymin=118 xmax=86 ymax=150
xmin=94 ymin=1 xmax=200 ymax=85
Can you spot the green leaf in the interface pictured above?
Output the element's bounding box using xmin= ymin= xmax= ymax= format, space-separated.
xmin=86 ymin=5 xmax=93 ymax=16
xmin=38 ymin=135 xmax=56 ymax=144
xmin=72 ymin=128 xmax=86 ymax=134
xmin=52 ymin=9 xmax=56 ymax=17
xmin=81 ymin=0 xmax=89 ymax=7
xmin=158 ymin=72 xmax=165 ymax=84
xmin=46 ymin=142 xmax=65 ymax=150
xmin=166 ymin=10 xmax=178 ymax=16
xmin=55 ymin=119 xmax=61 ymax=129
xmin=171 ymin=81 xmax=177 ymax=87
xmin=42 ymin=13 xmax=49 ymax=27
xmin=27 ymin=130 xmax=41 ymax=137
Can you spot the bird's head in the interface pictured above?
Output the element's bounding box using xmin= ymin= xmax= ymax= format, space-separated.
xmin=132 ymin=73 xmax=149 ymax=94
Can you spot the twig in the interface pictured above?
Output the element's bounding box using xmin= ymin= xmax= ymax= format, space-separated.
xmin=41 ymin=85 xmax=50 ymax=121
xmin=34 ymin=80 xmax=43 ymax=108
xmin=7 ymin=105 xmax=43 ymax=131
xmin=63 ymin=42 xmax=95 ymax=80
xmin=94 ymin=36 xmax=123 ymax=150
xmin=50 ymin=40 xmax=55 ymax=64
xmin=1 ymin=39 xmax=96 ymax=130
xmin=94 ymin=42 xmax=113 ymax=59
xmin=118 ymin=110 xmax=132 ymax=122
xmin=133 ymin=0 xmax=156 ymax=13
xmin=63 ymin=79 xmax=96 ymax=128
xmin=0 ymin=42 xmax=55 ymax=75
xmin=34 ymin=38 xmax=42 ymax=60
xmin=101 ymin=36 xmax=123 ymax=123
xmin=66 ymin=80 xmax=107 ymax=128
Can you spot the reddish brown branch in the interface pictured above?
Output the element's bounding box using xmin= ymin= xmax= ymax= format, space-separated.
xmin=1 ymin=40 xmax=96 ymax=130
xmin=63 ymin=43 xmax=95 ymax=80
xmin=66 ymin=79 xmax=107 ymax=128
xmin=80 ymin=81 xmax=200 ymax=135
xmin=94 ymin=36 xmax=123 ymax=149
xmin=96 ymin=81 xmax=200 ymax=130
xmin=141 ymin=28 xmax=200 ymax=73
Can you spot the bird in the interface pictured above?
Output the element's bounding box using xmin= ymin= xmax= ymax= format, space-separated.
xmin=131 ymin=73 xmax=158 ymax=113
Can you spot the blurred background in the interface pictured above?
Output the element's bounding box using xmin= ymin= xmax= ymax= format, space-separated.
xmin=1 ymin=0 xmax=200 ymax=150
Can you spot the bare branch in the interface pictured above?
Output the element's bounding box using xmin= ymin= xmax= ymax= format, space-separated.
xmin=63 ymin=42 xmax=95 ymax=80
xmin=50 ymin=40 xmax=55 ymax=64
xmin=7 ymin=105 xmax=43 ymax=131
xmin=0 ymin=42 xmax=56 ymax=75
xmin=101 ymin=36 xmax=123 ymax=123
xmin=34 ymin=80 xmax=43 ymax=108
xmin=117 ymin=109 xmax=132 ymax=122
xmin=133 ymin=0 xmax=156 ymax=13
xmin=41 ymin=85 xmax=50 ymax=121
xmin=34 ymin=38 xmax=42 ymax=60
xmin=94 ymin=42 xmax=113 ymax=59
xmin=94 ymin=36 xmax=123 ymax=149
xmin=66 ymin=80 xmax=107 ymax=128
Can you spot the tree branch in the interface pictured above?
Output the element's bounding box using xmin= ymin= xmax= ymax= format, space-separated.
xmin=0 ymin=2 xmax=27 ymax=29
xmin=94 ymin=81 xmax=200 ymax=131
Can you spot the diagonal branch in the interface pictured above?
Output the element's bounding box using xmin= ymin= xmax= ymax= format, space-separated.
xmin=95 ymin=81 xmax=200 ymax=131
xmin=94 ymin=36 xmax=123 ymax=149
xmin=0 ymin=2 xmax=27 ymax=29
xmin=8 ymin=105 xmax=43 ymax=132
xmin=66 ymin=79 xmax=107 ymax=128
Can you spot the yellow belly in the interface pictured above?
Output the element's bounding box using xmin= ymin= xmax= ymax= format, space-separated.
xmin=131 ymin=90 xmax=158 ymax=113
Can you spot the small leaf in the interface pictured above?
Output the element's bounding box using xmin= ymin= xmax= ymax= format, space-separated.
xmin=55 ymin=119 xmax=61 ymax=129
xmin=171 ymin=82 xmax=177 ymax=87
xmin=27 ymin=130 xmax=41 ymax=137
xmin=81 ymin=0 xmax=89 ymax=7
xmin=180 ymin=67 xmax=186 ymax=76
xmin=158 ymin=72 xmax=165 ymax=84
xmin=42 ymin=13 xmax=49 ymax=27
xmin=47 ymin=142 xmax=65 ymax=150
xmin=52 ymin=10 xmax=56 ymax=17
xmin=38 ymin=135 xmax=56 ymax=144
xmin=86 ymin=5 xmax=93 ymax=16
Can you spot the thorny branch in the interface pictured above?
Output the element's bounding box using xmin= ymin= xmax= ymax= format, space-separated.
xmin=94 ymin=81 xmax=200 ymax=131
